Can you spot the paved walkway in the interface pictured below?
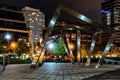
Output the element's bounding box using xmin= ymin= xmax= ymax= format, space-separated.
xmin=0 ymin=63 xmax=120 ymax=80
xmin=83 ymin=68 xmax=120 ymax=80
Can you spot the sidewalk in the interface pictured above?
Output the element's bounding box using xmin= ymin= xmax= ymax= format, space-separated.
xmin=0 ymin=63 xmax=120 ymax=80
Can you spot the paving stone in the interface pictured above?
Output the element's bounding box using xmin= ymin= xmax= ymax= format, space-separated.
xmin=0 ymin=63 xmax=120 ymax=80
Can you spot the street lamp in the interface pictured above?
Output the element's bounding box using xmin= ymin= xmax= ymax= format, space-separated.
xmin=4 ymin=33 xmax=12 ymax=41
xmin=46 ymin=40 xmax=56 ymax=51
xmin=2 ymin=33 xmax=12 ymax=71
xmin=10 ymin=42 xmax=17 ymax=50
xmin=48 ymin=43 xmax=55 ymax=50
xmin=70 ymin=43 xmax=75 ymax=50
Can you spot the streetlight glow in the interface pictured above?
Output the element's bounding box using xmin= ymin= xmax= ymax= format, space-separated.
xmin=48 ymin=43 xmax=54 ymax=50
xmin=10 ymin=42 xmax=17 ymax=50
xmin=4 ymin=33 xmax=12 ymax=41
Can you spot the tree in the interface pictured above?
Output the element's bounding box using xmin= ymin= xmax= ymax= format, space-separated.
xmin=15 ymin=38 xmax=30 ymax=59
xmin=53 ymin=38 xmax=66 ymax=56
xmin=0 ymin=34 xmax=6 ymax=54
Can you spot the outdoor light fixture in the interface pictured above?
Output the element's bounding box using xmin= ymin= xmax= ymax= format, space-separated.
xmin=4 ymin=33 xmax=12 ymax=41
xmin=48 ymin=43 xmax=54 ymax=49
xmin=45 ymin=39 xmax=56 ymax=50
xmin=2 ymin=33 xmax=12 ymax=71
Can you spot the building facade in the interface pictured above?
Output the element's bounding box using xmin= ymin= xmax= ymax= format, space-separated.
xmin=0 ymin=2 xmax=29 ymax=41
xmin=101 ymin=0 xmax=120 ymax=46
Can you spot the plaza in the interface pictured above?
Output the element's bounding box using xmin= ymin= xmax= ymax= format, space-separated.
xmin=0 ymin=63 xmax=120 ymax=80
xmin=0 ymin=1 xmax=120 ymax=80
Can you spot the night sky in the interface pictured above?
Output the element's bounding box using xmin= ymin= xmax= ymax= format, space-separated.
xmin=1 ymin=0 xmax=102 ymax=25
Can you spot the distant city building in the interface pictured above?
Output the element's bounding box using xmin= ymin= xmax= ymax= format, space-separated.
xmin=101 ymin=0 xmax=120 ymax=46
xmin=0 ymin=3 xmax=29 ymax=41
xmin=22 ymin=6 xmax=45 ymax=43
xmin=22 ymin=7 xmax=45 ymax=57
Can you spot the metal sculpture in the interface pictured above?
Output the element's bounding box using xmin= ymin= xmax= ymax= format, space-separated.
xmin=85 ymin=31 xmax=102 ymax=66
xmin=96 ymin=33 xmax=116 ymax=68
xmin=30 ymin=5 xmax=114 ymax=68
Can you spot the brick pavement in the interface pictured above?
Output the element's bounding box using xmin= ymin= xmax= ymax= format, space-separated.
xmin=0 ymin=63 xmax=120 ymax=80
xmin=83 ymin=68 xmax=120 ymax=80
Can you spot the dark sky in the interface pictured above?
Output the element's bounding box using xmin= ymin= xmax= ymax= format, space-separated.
xmin=1 ymin=0 xmax=102 ymax=25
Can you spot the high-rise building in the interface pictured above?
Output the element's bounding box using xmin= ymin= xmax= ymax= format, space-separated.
xmin=22 ymin=7 xmax=45 ymax=57
xmin=22 ymin=6 xmax=45 ymax=43
xmin=101 ymin=0 xmax=120 ymax=46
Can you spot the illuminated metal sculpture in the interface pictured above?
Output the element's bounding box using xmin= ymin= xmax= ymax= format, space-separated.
xmin=25 ymin=5 xmax=115 ymax=68
xmin=96 ymin=33 xmax=116 ymax=68
xmin=86 ymin=31 xmax=102 ymax=66
xmin=77 ymin=30 xmax=81 ymax=64
xmin=30 ymin=5 xmax=99 ymax=68
xmin=63 ymin=34 xmax=74 ymax=63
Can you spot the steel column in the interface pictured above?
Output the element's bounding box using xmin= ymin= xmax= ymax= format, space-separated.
xmin=96 ymin=33 xmax=116 ymax=68
xmin=77 ymin=30 xmax=81 ymax=64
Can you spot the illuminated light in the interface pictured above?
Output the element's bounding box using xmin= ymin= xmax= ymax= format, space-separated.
xmin=106 ymin=55 xmax=111 ymax=57
xmin=75 ymin=25 xmax=81 ymax=29
xmin=91 ymin=55 xmax=93 ymax=58
xmin=32 ymin=12 xmax=36 ymax=15
xmin=81 ymin=15 xmax=86 ymax=20
xmin=91 ymin=42 xmax=95 ymax=47
xmin=37 ymin=15 xmax=39 ymax=16
xmin=35 ymin=37 xmax=38 ymax=40
xmin=33 ymin=54 xmax=35 ymax=57
xmin=35 ymin=46 xmax=39 ymax=50
xmin=29 ymin=26 xmax=34 ymax=28
xmin=86 ymin=56 xmax=88 ymax=58
xmin=114 ymin=27 xmax=119 ymax=30
xmin=95 ymin=56 xmax=99 ymax=58
xmin=70 ymin=43 xmax=75 ymax=50
xmin=77 ymin=39 xmax=80 ymax=46
xmin=101 ymin=10 xmax=111 ymax=14
xmin=28 ymin=14 xmax=31 ymax=16
xmin=26 ymin=55 xmax=29 ymax=59
xmin=106 ymin=46 xmax=110 ymax=51
xmin=48 ymin=43 xmax=54 ymax=49
xmin=50 ymin=20 xmax=55 ymax=26
xmin=36 ymin=53 xmax=40 ymax=56
xmin=79 ymin=14 xmax=92 ymax=23
xmin=32 ymin=62 xmax=36 ymax=64
xmin=0 ymin=54 xmax=3 ymax=57
xmin=39 ymin=23 xmax=41 ymax=25
xmin=68 ymin=28 xmax=73 ymax=30
xmin=3 ymin=45 xmax=7 ymax=49
xmin=77 ymin=53 xmax=80 ymax=61
xmin=32 ymin=20 xmax=34 ymax=22
xmin=4 ymin=33 xmax=12 ymax=40
xmin=16 ymin=56 xmax=18 ymax=59
xmin=95 ymin=65 xmax=98 ymax=69
xmin=111 ymin=54 xmax=118 ymax=57
xmin=29 ymin=18 xmax=32 ymax=21
xmin=44 ymin=56 xmax=46 ymax=59
xmin=99 ymin=56 xmax=102 ymax=58
xmin=39 ymin=38 xmax=43 ymax=43
xmin=35 ymin=17 xmax=38 ymax=20
xmin=10 ymin=42 xmax=17 ymax=49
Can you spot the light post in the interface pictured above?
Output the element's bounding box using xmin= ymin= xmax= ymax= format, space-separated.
xmin=2 ymin=33 xmax=12 ymax=71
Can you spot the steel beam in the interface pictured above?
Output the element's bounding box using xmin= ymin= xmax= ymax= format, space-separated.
xmin=96 ymin=33 xmax=116 ymax=68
